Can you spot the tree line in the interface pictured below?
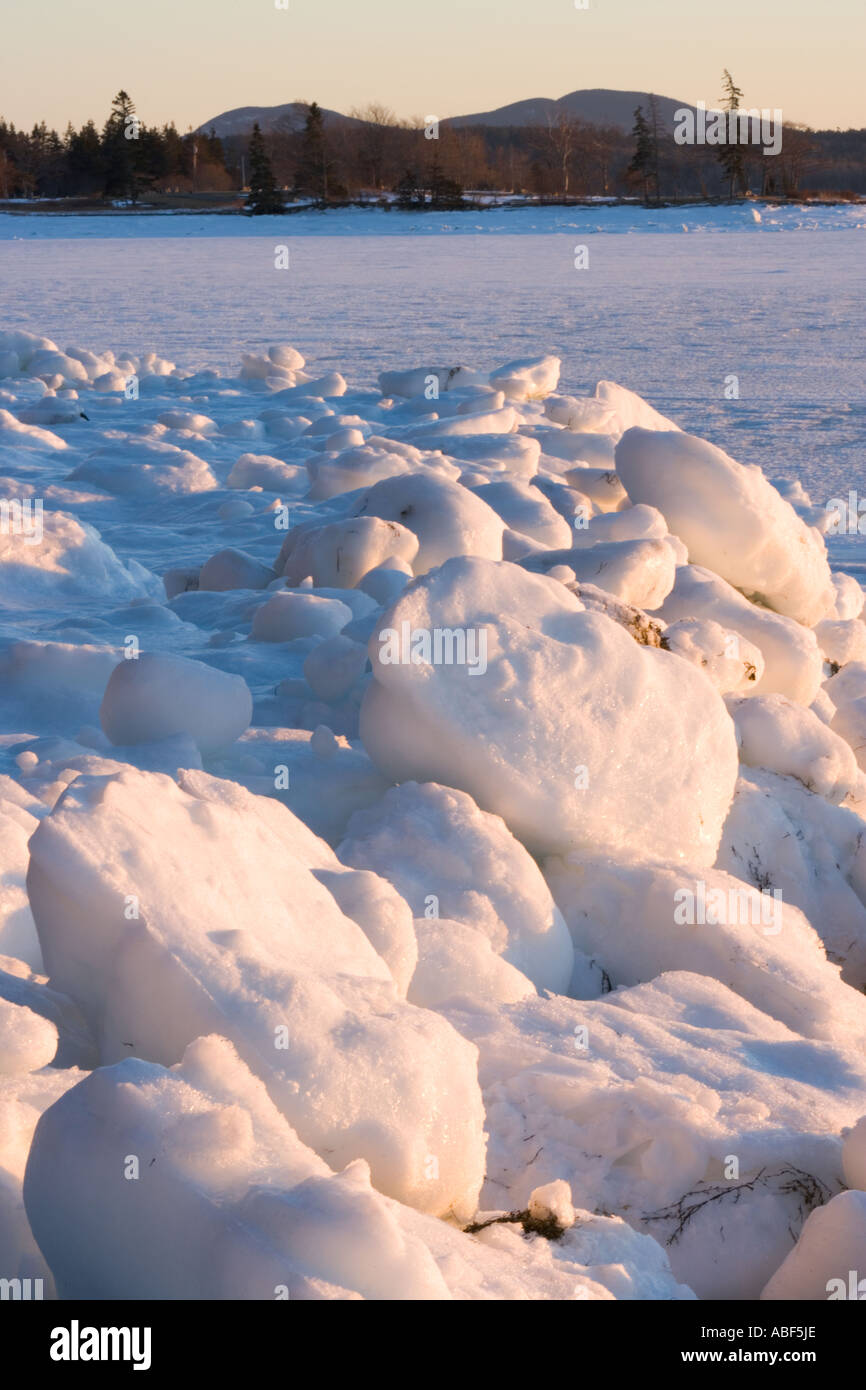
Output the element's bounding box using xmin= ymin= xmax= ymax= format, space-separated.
xmin=1 ymin=87 xmax=864 ymax=210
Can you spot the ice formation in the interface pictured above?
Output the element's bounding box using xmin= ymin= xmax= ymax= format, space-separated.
xmin=0 ymin=326 xmax=864 ymax=1302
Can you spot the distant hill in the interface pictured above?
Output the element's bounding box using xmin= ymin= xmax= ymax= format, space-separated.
xmin=445 ymin=90 xmax=694 ymax=131
xmin=196 ymin=102 xmax=363 ymax=138
xmin=197 ymin=89 xmax=695 ymax=138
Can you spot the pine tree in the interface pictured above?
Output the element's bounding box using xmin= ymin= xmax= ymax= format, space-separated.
xmin=628 ymin=106 xmax=654 ymax=203
xmin=293 ymin=102 xmax=330 ymax=202
xmin=395 ymin=168 xmax=422 ymax=209
xmin=427 ymin=157 xmax=464 ymax=209
xmin=717 ymin=69 xmax=747 ymax=198
xmin=245 ymin=123 xmax=284 ymax=214
xmin=101 ymin=91 xmax=148 ymax=203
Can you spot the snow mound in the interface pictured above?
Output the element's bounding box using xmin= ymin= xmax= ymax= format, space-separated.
xmin=520 ymin=537 xmax=676 ymax=610
xmin=616 ymin=428 xmax=834 ymax=626
xmin=361 ymin=557 xmax=738 ymax=863
xmin=338 ymin=782 xmax=577 ymax=994
xmin=352 ymin=473 xmax=505 ymax=573
xmin=718 ymin=769 xmax=866 ymax=988
xmin=0 ymin=511 xmax=157 ymax=607
xmin=443 ymin=972 xmax=866 ymax=1297
xmin=659 ymin=565 xmax=823 ymax=705
xmin=251 ymin=591 xmax=354 ymax=642
xmin=99 ymin=653 xmax=252 ymax=754
xmin=729 ymin=693 xmax=860 ymax=803
xmin=26 ymin=770 xmax=486 ymax=1218
xmin=488 ymin=355 xmax=560 ymax=401
xmin=68 ymin=439 xmax=218 ymax=497
xmin=409 ymin=919 xmax=537 ymax=1009
xmin=279 ymin=516 xmax=418 ymax=588
xmin=761 ymin=1190 xmax=866 ymax=1300
xmin=24 ymin=1035 xmax=617 ymax=1300
xmin=544 ymin=854 xmax=866 ymax=1044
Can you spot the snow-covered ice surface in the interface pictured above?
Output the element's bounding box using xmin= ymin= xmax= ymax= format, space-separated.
xmin=1 ymin=205 xmax=866 ymax=1301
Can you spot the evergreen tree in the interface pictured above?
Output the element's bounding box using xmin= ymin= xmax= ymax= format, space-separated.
xmin=293 ymin=102 xmax=329 ymax=201
xmin=427 ymin=158 xmax=464 ymax=209
xmin=717 ymin=69 xmax=747 ymax=198
xmin=395 ymin=168 xmax=423 ymax=209
xmin=101 ymin=91 xmax=148 ymax=202
xmin=65 ymin=120 xmax=103 ymax=196
xmin=628 ymin=105 xmax=654 ymax=202
xmin=245 ymin=123 xmax=284 ymax=213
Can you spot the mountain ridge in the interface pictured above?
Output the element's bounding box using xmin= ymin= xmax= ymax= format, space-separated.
xmin=196 ymin=89 xmax=696 ymax=138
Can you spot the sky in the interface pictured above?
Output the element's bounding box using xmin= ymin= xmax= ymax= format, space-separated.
xmin=1 ymin=0 xmax=863 ymax=134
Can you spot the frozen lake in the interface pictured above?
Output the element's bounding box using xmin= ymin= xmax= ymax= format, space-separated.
xmin=1 ymin=205 xmax=864 ymax=558
xmin=4 ymin=205 xmax=866 ymax=1304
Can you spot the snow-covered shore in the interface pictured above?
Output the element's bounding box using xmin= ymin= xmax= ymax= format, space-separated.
xmin=1 ymin=326 xmax=866 ymax=1300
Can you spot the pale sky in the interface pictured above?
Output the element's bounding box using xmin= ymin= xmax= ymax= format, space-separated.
xmin=1 ymin=0 xmax=863 ymax=133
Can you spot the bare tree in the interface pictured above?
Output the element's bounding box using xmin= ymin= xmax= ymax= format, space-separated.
xmin=545 ymin=111 xmax=581 ymax=197
xmin=348 ymin=102 xmax=397 ymax=191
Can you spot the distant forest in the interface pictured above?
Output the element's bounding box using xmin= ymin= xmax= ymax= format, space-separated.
xmin=2 ymin=89 xmax=865 ymax=207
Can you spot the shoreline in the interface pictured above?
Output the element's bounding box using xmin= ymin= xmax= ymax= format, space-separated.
xmin=2 ymin=194 xmax=865 ymax=217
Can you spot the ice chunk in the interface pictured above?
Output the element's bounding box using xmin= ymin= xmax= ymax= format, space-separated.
xmin=616 ymin=428 xmax=834 ymax=626
xmin=251 ymin=591 xmax=353 ymax=642
xmin=198 ymin=548 xmax=276 ymax=592
xmin=68 ymin=439 xmax=218 ymax=497
xmin=0 ymin=998 xmax=58 ymax=1075
xmin=659 ymin=565 xmax=823 ymax=705
xmin=227 ymin=453 xmax=306 ymax=491
xmin=442 ymin=973 xmax=866 ymax=1297
xmin=842 ymin=1115 xmax=866 ymax=1191
xmin=488 ymin=355 xmax=561 ymax=401
xmin=24 ymin=1035 xmax=604 ymax=1300
xmin=520 ymin=537 xmax=676 ymax=610
xmin=338 ymin=782 xmax=576 ymax=994
xmin=814 ymin=617 xmax=866 ymax=669
xmin=26 ymin=770 xmax=486 ymax=1217
xmin=663 ymin=617 xmax=764 ymax=694
xmin=99 ymin=653 xmax=252 ymax=754
xmin=409 ymin=918 xmax=536 ymax=1008
xmin=718 ymin=769 xmax=866 ymax=988
xmin=307 ymin=444 xmax=410 ymax=500
xmin=0 ymin=511 xmax=157 ymax=607
xmin=351 ymin=473 xmax=505 ymax=573
xmin=279 ymin=516 xmax=419 ymax=588
xmin=378 ymin=365 xmax=484 ymax=399
xmin=471 ymin=479 xmax=573 ymax=550
xmin=544 ymin=854 xmax=866 ymax=1043
xmin=360 ymin=557 xmax=737 ymax=863
xmin=594 ymin=381 xmax=680 ymax=436
xmin=761 ymin=1190 xmax=866 ymax=1300
xmin=729 ymin=693 xmax=860 ymax=803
